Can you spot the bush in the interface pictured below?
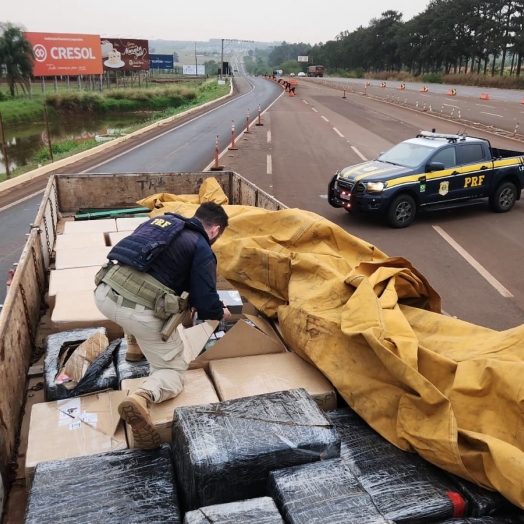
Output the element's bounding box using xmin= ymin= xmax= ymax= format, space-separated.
xmin=420 ymin=73 xmax=443 ymax=84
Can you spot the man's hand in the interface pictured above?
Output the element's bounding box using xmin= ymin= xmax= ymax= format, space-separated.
xmin=222 ymin=307 xmax=232 ymax=320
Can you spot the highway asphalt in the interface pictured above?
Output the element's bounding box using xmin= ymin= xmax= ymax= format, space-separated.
xmin=1 ymin=71 xmax=523 ymax=332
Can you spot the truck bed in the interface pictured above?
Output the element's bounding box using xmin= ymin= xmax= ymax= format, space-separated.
xmin=0 ymin=171 xmax=286 ymax=521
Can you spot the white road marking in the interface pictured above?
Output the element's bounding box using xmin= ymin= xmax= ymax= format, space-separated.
xmin=432 ymin=226 xmax=513 ymax=298
xmin=311 ymin=108 xmax=318 ymax=113
xmin=351 ymin=146 xmax=367 ymax=162
xmin=267 ymin=154 xmax=272 ymax=175
xmin=267 ymin=131 xmax=272 ymax=143
xmin=0 ymin=189 xmax=45 ymax=214
xmin=481 ymin=111 xmax=503 ymax=118
xmin=476 ymin=103 xmax=495 ymax=108
xmin=333 ymin=128 xmax=344 ymax=138
xmin=303 ymin=100 xmax=309 ymax=105
xmin=443 ymin=104 xmax=461 ymax=109
xmin=321 ymin=116 xmax=329 ymax=122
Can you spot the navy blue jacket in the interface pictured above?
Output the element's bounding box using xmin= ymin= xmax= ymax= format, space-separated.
xmin=145 ymin=216 xmax=224 ymax=320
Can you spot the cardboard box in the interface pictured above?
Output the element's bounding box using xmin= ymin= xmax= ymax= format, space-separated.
xmin=54 ymin=232 xmax=107 ymax=251
xmin=51 ymin=289 xmax=123 ymax=340
xmin=116 ymin=217 xmax=148 ymax=231
xmin=121 ymin=369 xmax=219 ymax=448
xmin=48 ymin=266 xmax=99 ymax=309
xmin=107 ymin=231 xmax=131 ymax=246
xmin=209 ymin=352 xmax=337 ymax=411
xmin=54 ymin=246 xmax=111 ymax=270
xmin=63 ymin=218 xmax=117 ymax=235
xmin=25 ymin=391 xmax=127 ymax=486
xmin=180 ymin=314 xmax=287 ymax=373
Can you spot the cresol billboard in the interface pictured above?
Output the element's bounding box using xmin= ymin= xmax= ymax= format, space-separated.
xmin=25 ymin=32 xmax=103 ymax=76
xmin=101 ymin=38 xmax=149 ymax=71
xmin=149 ymin=54 xmax=174 ymax=70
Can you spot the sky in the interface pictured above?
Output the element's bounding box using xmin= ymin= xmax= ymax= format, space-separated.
xmin=3 ymin=0 xmax=430 ymax=45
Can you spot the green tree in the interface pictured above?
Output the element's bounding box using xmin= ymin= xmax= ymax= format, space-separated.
xmin=0 ymin=22 xmax=34 ymax=97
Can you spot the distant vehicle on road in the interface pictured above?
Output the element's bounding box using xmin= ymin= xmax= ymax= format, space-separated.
xmin=328 ymin=131 xmax=524 ymax=228
xmin=307 ymin=65 xmax=324 ymax=77
xmin=297 ymin=72 xmax=306 ymax=77
xmin=289 ymin=72 xmax=296 ymax=77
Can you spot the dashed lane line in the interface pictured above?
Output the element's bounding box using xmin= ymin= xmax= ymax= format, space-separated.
xmin=267 ymin=155 xmax=273 ymax=175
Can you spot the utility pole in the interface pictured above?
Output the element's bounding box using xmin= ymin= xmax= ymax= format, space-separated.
xmin=195 ymin=42 xmax=198 ymax=76
xmin=221 ymin=38 xmax=254 ymax=77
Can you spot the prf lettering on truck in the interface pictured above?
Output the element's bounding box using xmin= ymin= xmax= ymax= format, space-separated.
xmin=328 ymin=131 xmax=524 ymax=228
xmin=464 ymin=175 xmax=485 ymax=187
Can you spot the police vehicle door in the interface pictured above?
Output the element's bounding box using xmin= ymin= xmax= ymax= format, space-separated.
xmin=455 ymin=143 xmax=493 ymax=200
xmin=423 ymin=145 xmax=461 ymax=204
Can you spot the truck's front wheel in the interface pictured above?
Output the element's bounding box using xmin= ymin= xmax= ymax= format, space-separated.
xmin=489 ymin=181 xmax=517 ymax=213
xmin=387 ymin=194 xmax=416 ymax=228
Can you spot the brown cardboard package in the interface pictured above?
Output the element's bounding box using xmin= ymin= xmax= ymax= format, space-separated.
xmin=116 ymin=217 xmax=148 ymax=231
xmin=107 ymin=231 xmax=131 ymax=246
xmin=48 ymin=266 xmax=99 ymax=309
xmin=54 ymin=232 xmax=107 ymax=251
xmin=54 ymin=246 xmax=111 ymax=270
xmin=25 ymin=391 xmax=127 ymax=486
xmin=63 ymin=218 xmax=117 ymax=235
xmin=121 ymin=369 xmax=219 ymax=448
xmin=209 ymin=352 xmax=337 ymax=411
xmin=180 ymin=314 xmax=287 ymax=372
xmin=51 ymin=289 xmax=123 ymax=340
xmin=62 ymin=332 xmax=109 ymax=383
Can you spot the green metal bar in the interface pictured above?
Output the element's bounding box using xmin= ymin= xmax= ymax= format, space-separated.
xmin=74 ymin=207 xmax=151 ymax=220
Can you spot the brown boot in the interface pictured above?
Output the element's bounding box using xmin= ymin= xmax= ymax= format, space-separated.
xmin=118 ymin=390 xmax=161 ymax=449
xmin=125 ymin=334 xmax=145 ymax=362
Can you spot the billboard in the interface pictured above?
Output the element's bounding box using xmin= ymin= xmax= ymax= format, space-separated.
xmin=183 ymin=65 xmax=205 ymax=75
xmin=149 ymin=54 xmax=174 ymax=70
xmin=25 ymin=32 xmax=103 ymax=76
xmin=101 ymin=38 xmax=149 ymax=71
xmin=297 ymin=56 xmax=309 ymax=62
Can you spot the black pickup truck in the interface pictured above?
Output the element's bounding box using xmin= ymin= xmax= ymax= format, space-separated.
xmin=328 ymin=131 xmax=524 ymax=228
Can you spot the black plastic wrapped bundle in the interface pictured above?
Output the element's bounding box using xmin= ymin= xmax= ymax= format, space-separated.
xmin=172 ymin=388 xmax=340 ymax=511
xmin=328 ymin=408 xmax=466 ymax=523
xmin=268 ymin=458 xmax=393 ymax=523
xmin=183 ymin=497 xmax=284 ymax=523
xmin=445 ymin=474 xmax=523 ymax=518
xmin=436 ymin=517 xmax=524 ymax=524
xmin=44 ymin=328 xmax=119 ymax=401
xmin=25 ymin=445 xmax=180 ymax=523
xmin=115 ymin=338 xmax=150 ymax=386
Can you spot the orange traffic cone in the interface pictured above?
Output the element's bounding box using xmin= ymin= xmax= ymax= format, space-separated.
xmin=447 ymin=89 xmax=457 ymax=96
xmin=289 ymin=89 xmax=295 ymax=97
xmin=480 ymin=93 xmax=490 ymax=100
xmin=420 ymin=86 xmax=428 ymax=92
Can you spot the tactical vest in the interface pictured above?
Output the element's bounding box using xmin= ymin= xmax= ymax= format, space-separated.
xmin=108 ymin=213 xmax=197 ymax=272
xmin=96 ymin=264 xmax=180 ymax=319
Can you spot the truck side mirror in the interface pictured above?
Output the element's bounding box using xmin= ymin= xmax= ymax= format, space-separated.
xmin=427 ymin=162 xmax=445 ymax=172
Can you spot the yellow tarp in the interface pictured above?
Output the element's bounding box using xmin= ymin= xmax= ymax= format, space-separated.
xmin=141 ymin=189 xmax=524 ymax=510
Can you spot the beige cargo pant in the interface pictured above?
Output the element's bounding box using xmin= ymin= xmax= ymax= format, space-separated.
xmin=94 ymin=282 xmax=187 ymax=403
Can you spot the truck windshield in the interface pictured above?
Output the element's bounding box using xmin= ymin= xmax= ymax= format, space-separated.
xmin=378 ymin=143 xmax=435 ymax=168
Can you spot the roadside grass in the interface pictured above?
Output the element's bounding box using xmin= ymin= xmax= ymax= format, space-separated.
xmin=359 ymin=71 xmax=524 ymax=89
xmin=0 ymin=79 xmax=226 ymax=126
xmin=0 ymin=80 xmax=230 ymax=182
